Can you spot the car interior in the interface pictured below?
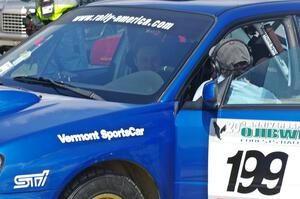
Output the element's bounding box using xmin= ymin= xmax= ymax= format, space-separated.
xmin=187 ymin=17 xmax=300 ymax=105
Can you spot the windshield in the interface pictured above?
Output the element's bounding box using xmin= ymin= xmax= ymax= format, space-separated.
xmin=0 ymin=6 xmax=213 ymax=103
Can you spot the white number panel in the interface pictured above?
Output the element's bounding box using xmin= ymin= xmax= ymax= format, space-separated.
xmin=208 ymin=118 xmax=300 ymax=199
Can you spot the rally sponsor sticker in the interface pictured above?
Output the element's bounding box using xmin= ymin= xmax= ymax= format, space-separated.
xmin=12 ymin=51 xmax=31 ymax=66
xmin=0 ymin=61 xmax=13 ymax=75
xmin=208 ymin=118 xmax=300 ymax=199
xmin=14 ymin=170 xmax=49 ymax=189
xmin=57 ymin=127 xmax=144 ymax=144
xmin=72 ymin=13 xmax=174 ymax=31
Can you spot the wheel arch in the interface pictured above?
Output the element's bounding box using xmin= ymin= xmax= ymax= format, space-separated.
xmin=59 ymin=159 xmax=160 ymax=199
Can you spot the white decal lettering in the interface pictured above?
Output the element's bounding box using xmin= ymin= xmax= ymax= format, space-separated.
xmin=58 ymin=128 xmax=144 ymax=144
xmin=14 ymin=170 xmax=49 ymax=189
xmin=72 ymin=13 xmax=174 ymax=30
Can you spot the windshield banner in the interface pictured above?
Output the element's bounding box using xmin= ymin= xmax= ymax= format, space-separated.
xmin=72 ymin=13 xmax=174 ymax=30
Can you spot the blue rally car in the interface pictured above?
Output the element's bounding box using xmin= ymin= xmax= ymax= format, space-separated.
xmin=1 ymin=0 xmax=300 ymax=198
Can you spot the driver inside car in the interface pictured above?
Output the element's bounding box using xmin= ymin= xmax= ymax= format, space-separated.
xmin=193 ymin=38 xmax=280 ymax=104
xmin=133 ymin=43 xmax=162 ymax=73
xmin=126 ymin=31 xmax=174 ymax=81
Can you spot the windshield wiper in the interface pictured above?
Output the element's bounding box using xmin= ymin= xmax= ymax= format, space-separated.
xmin=13 ymin=76 xmax=102 ymax=100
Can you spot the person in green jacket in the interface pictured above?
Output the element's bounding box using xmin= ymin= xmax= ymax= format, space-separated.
xmin=24 ymin=0 xmax=96 ymax=35
xmin=36 ymin=0 xmax=78 ymax=22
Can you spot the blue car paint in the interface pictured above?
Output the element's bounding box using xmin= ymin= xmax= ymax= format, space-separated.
xmin=1 ymin=0 xmax=300 ymax=198
xmin=0 ymin=91 xmax=175 ymax=197
xmin=0 ymin=90 xmax=40 ymax=117
xmin=174 ymin=109 xmax=216 ymax=198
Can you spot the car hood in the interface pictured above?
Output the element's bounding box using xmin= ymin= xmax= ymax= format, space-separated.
xmin=0 ymin=88 xmax=40 ymax=116
xmin=0 ymin=86 xmax=141 ymax=144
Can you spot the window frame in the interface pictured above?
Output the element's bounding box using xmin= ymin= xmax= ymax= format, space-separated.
xmin=177 ymin=10 xmax=300 ymax=113
xmin=218 ymin=15 xmax=300 ymax=109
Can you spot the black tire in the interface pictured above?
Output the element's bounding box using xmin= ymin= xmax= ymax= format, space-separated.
xmin=61 ymin=169 xmax=144 ymax=199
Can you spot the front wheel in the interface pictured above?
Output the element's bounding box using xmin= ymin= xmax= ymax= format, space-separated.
xmin=61 ymin=170 xmax=144 ymax=199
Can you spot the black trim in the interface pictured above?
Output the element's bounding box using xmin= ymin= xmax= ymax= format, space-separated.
xmin=181 ymin=98 xmax=218 ymax=111
xmin=218 ymin=75 xmax=232 ymax=105
xmin=181 ymin=100 xmax=204 ymax=110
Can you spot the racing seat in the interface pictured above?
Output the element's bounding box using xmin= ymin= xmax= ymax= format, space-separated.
xmin=247 ymin=36 xmax=270 ymax=87
xmin=247 ymin=25 xmax=287 ymax=97
xmin=90 ymin=34 xmax=122 ymax=66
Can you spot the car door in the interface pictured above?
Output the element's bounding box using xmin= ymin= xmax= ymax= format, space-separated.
xmin=174 ymin=15 xmax=300 ymax=199
xmin=208 ymin=16 xmax=300 ymax=199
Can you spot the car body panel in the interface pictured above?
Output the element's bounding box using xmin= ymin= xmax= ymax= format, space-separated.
xmin=0 ymin=0 xmax=300 ymax=199
xmin=88 ymin=0 xmax=285 ymax=16
xmin=0 ymin=88 xmax=175 ymax=199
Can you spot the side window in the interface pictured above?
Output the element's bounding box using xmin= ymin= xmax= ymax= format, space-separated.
xmin=225 ymin=28 xmax=251 ymax=44
xmin=222 ymin=18 xmax=300 ymax=105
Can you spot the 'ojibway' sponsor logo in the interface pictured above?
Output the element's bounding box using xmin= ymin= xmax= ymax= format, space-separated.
xmin=241 ymin=127 xmax=300 ymax=140
xmin=211 ymin=119 xmax=300 ymax=145
xmin=14 ymin=170 xmax=49 ymax=189
xmin=57 ymin=127 xmax=144 ymax=144
xmin=241 ymin=127 xmax=300 ymax=145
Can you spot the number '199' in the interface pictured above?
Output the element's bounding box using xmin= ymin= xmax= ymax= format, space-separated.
xmin=227 ymin=150 xmax=288 ymax=195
